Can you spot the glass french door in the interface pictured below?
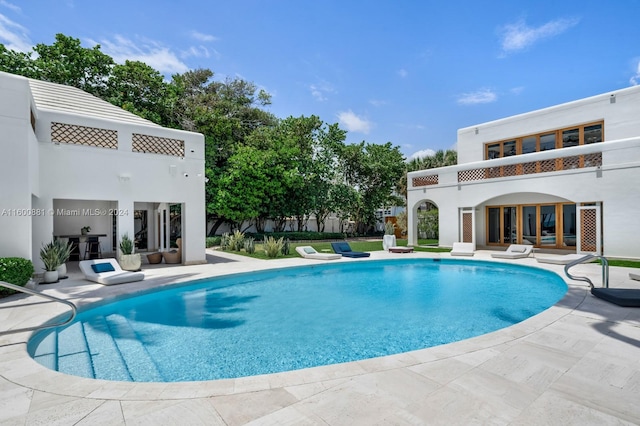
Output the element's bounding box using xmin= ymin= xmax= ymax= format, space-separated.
xmin=487 ymin=206 xmax=517 ymax=245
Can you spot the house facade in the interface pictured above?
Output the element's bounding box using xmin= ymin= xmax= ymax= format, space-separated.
xmin=407 ymin=86 xmax=640 ymax=259
xmin=0 ymin=71 xmax=206 ymax=270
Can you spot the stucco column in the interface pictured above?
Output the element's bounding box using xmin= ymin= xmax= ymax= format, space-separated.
xmin=182 ymin=201 xmax=206 ymax=265
xmin=407 ymin=200 xmax=418 ymax=247
xmin=116 ymin=200 xmax=135 ymax=256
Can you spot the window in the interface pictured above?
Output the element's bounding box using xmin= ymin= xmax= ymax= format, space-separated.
xmin=484 ymin=121 xmax=604 ymax=160
xmin=487 ymin=203 xmax=577 ymax=248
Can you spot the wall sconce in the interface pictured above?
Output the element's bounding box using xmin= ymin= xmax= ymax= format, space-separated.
xmin=610 ymin=94 xmax=616 ymax=104
xmin=169 ymin=165 xmax=177 ymax=176
xmin=475 ymin=128 xmax=479 ymax=135
xmin=118 ymin=173 xmax=131 ymax=182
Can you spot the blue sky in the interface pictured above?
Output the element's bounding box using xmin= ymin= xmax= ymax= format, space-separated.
xmin=2 ymin=1 xmax=639 ymax=159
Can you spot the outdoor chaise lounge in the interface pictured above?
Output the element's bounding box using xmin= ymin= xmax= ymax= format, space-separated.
xmin=630 ymin=272 xmax=640 ymax=281
xmin=490 ymin=244 xmax=533 ymax=259
xmin=450 ymin=242 xmax=475 ymax=256
xmin=296 ymin=246 xmax=342 ymax=260
xmin=331 ymin=242 xmax=371 ymax=258
xmin=79 ymin=258 xmax=144 ymax=285
xmin=535 ymin=253 xmax=587 ymax=265
xmin=388 ymin=246 xmax=414 ymax=253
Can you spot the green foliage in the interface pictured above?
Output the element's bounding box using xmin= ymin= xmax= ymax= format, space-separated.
xmin=229 ymin=230 xmax=245 ymax=251
xmin=244 ymin=237 xmax=255 ymax=254
xmin=281 ymin=238 xmax=290 ymax=256
xmin=39 ymin=241 xmax=61 ymax=271
xmin=384 ymin=221 xmax=396 ymax=235
xmin=263 ymin=236 xmax=284 ymax=258
xmin=395 ymin=211 xmax=408 ymax=235
xmin=206 ymin=236 xmax=221 ymax=247
xmin=418 ymin=209 xmax=439 ymax=239
xmin=220 ymin=232 xmax=231 ymax=250
xmin=246 ymin=231 xmax=345 ymax=241
xmin=0 ymin=257 xmax=35 ymax=297
xmin=53 ymin=239 xmax=73 ymax=263
xmin=119 ymin=233 xmax=134 ymax=255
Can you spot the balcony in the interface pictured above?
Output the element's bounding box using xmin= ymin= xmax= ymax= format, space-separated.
xmin=408 ymin=137 xmax=640 ymax=190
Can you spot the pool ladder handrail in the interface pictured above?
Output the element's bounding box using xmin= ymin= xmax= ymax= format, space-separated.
xmin=0 ymin=280 xmax=77 ymax=336
xmin=563 ymin=254 xmax=609 ymax=289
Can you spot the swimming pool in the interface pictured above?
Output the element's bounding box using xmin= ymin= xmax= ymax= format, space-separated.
xmin=28 ymin=259 xmax=567 ymax=382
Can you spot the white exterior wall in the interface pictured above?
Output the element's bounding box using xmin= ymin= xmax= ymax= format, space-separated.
xmin=0 ymin=74 xmax=38 ymax=260
xmin=0 ymin=72 xmax=206 ymax=270
xmin=408 ymin=85 xmax=640 ymax=260
xmin=457 ymin=85 xmax=640 ymax=164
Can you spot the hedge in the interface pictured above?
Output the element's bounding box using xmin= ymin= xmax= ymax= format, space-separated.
xmin=0 ymin=257 xmax=35 ymax=297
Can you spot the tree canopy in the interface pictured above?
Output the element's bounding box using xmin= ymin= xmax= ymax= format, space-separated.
xmin=0 ymin=33 xmax=424 ymax=235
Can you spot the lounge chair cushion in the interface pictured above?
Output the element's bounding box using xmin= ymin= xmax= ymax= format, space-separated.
xmin=91 ymin=263 xmax=115 ymax=273
xmin=491 ymin=244 xmax=533 ymax=259
xmin=450 ymin=242 xmax=475 ymax=256
xmin=331 ymin=242 xmax=371 ymax=258
xmin=510 ymin=246 xmax=527 ymax=253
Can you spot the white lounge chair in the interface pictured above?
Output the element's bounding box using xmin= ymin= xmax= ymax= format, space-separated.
xmin=79 ymin=258 xmax=144 ymax=285
xmin=450 ymin=242 xmax=475 ymax=256
xmin=490 ymin=244 xmax=533 ymax=259
xmin=535 ymin=253 xmax=587 ymax=265
xmin=630 ymin=272 xmax=640 ymax=281
xmin=295 ymin=246 xmax=342 ymax=260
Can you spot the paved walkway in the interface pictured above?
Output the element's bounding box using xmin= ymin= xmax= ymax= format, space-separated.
xmin=1 ymin=250 xmax=639 ymax=425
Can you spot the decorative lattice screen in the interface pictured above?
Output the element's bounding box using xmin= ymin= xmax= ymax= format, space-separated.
xmin=462 ymin=212 xmax=473 ymax=243
xmin=51 ymin=122 xmax=117 ymax=149
xmin=412 ymin=174 xmax=439 ymax=187
xmin=580 ymin=208 xmax=597 ymax=252
xmin=132 ymin=134 xmax=185 ymax=157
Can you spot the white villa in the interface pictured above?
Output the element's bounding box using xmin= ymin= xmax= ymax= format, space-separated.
xmin=0 ymin=71 xmax=206 ymax=271
xmin=407 ymin=85 xmax=640 ymax=260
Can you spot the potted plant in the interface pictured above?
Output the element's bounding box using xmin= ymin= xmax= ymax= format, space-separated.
xmin=382 ymin=220 xmax=397 ymax=251
xmin=81 ymin=226 xmax=91 ymax=236
xmin=39 ymin=241 xmax=60 ymax=283
xmin=118 ymin=233 xmax=141 ymax=271
xmin=53 ymin=239 xmax=73 ymax=279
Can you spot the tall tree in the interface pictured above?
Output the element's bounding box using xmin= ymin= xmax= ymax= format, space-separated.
xmin=339 ymin=141 xmax=405 ymax=233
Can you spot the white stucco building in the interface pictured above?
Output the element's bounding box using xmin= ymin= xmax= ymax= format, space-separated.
xmin=0 ymin=71 xmax=206 ymax=270
xmin=407 ymin=85 xmax=640 ymax=259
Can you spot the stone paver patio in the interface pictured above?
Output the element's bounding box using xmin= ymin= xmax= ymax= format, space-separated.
xmin=1 ymin=249 xmax=639 ymax=425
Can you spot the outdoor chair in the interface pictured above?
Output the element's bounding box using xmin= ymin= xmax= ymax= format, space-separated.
xmin=330 ymin=242 xmax=370 ymax=258
xmin=450 ymin=242 xmax=475 ymax=256
xmin=490 ymin=244 xmax=533 ymax=259
xmin=295 ymin=246 xmax=342 ymax=260
xmin=79 ymin=258 xmax=144 ymax=285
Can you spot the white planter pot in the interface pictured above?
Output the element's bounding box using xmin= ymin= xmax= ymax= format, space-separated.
xmin=42 ymin=270 xmax=59 ymax=284
xmin=56 ymin=263 xmax=67 ymax=278
xmin=382 ymin=234 xmax=397 ymax=251
xmin=119 ymin=254 xmax=142 ymax=271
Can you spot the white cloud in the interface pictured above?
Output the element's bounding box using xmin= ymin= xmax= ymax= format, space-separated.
xmin=499 ymin=17 xmax=580 ymax=55
xmin=0 ymin=1 xmax=21 ymax=13
xmin=91 ymin=35 xmax=189 ymax=74
xmin=182 ymin=45 xmax=214 ymax=59
xmin=369 ymin=99 xmax=386 ymax=107
xmin=457 ymin=88 xmax=497 ymax=105
xmin=0 ymin=13 xmax=31 ymax=52
xmin=309 ymin=81 xmax=335 ymax=102
xmin=408 ymin=149 xmax=436 ymax=161
xmin=397 ymin=68 xmax=408 ymax=78
xmin=630 ymin=59 xmax=640 ymax=86
xmin=190 ymin=30 xmax=218 ymax=43
xmin=510 ymin=86 xmax=525 ymax=95
xmin=337 ymin=110 xmax=371 ymax=134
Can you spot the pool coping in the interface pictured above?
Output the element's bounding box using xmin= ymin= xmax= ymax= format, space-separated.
xmin=1 ymin=250 xmax=640 ymax=424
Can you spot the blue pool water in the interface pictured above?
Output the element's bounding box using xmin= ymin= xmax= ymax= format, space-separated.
xmin=29 ymin=259 xmax=567 ymax=382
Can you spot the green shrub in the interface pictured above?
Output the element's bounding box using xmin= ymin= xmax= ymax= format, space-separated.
xmin=263 ymin=236 xmax=284 ymax=258
xmin=54 ymin=238 xmax=73 ymax=263
xmin=281 ymin=238 xmax=290 ymax=256
xmin=119 ymin=233 xmax=134 ymax=255
xmin=40 ymin=241 xmax=61 ymax=271
xmin=244 ymin=237 xmax=255 ymax=254
xmin=220 ymin=232 xmax=231 ymax=250
xmin=206 ymin=236 xmax=221 ymax=247
xmin=229 ymin=230 xmax=245 ymax=251
xmin=384 ymin=221 xmax=396 ymax=236
xmin=0 ymin=257 xmax=35 ymax=297
xmin=247 ymin=231 xmax=345 ymax=241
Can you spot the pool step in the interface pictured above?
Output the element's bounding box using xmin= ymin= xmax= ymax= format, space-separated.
xmin=56 ymin=322 xmax=95 ymax=378
xmin=82 ymin=316 xmax=132 ymax=381
xmin=102 ymin=314 xmax=164 ymax=382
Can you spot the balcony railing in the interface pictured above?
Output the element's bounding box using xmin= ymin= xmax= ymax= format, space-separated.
xmin=409 ymin=137 xmax=640 ymax=190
